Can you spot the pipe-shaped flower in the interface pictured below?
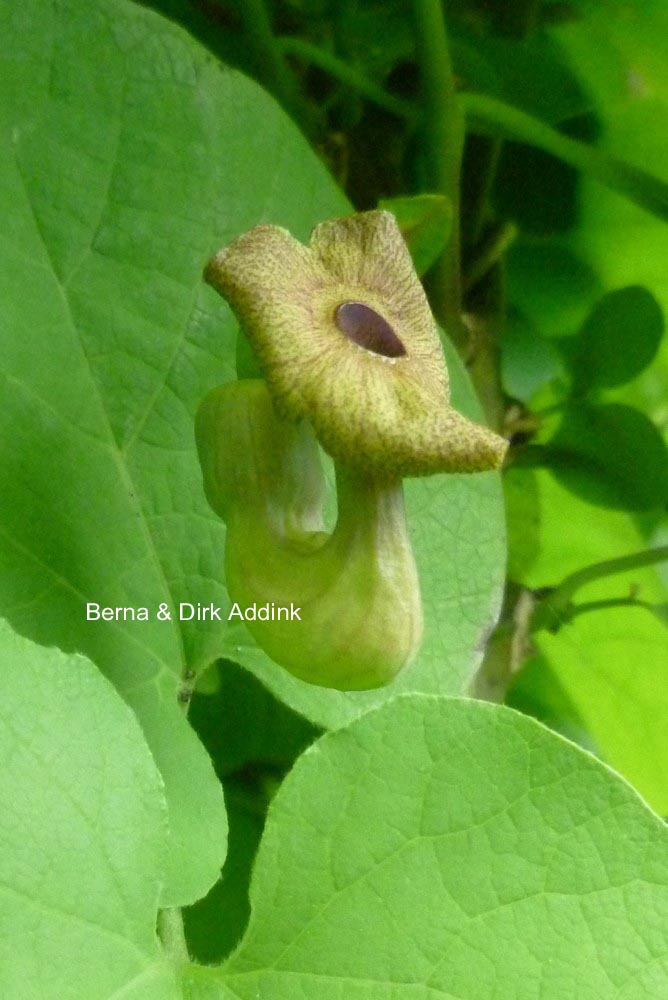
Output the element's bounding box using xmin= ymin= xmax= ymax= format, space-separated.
xmin=205 ymin=210 xmax=506 ymax=478
xmin=199 ymin=210 xmax=507 ymax=690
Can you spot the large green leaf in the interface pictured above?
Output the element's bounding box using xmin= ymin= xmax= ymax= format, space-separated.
xmin=0 ymin=0 xmax=252 ymax=907
xmin=0 ymin=620 xmax=177 ymax=1000
xmin=0 ymin=0 xmax=506 ymax=767
xmin=184 ymin=696 xmax=668 ymax=999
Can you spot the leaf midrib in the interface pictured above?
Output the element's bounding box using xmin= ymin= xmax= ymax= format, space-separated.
xmin=10 ymin=137 xmax=187 ymax=679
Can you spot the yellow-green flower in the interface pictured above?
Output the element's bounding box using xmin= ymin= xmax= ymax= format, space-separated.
xmin=205 ymin=210 xmax=506 ymax=478
xmin=198 ymin=210 xmax=507 ymax=691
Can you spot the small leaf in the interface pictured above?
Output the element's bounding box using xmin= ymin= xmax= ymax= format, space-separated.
xmin=0 ymin=620 xmax=178 ymax=1000
xmin=501 ymin=307 xmax=565 ymax=402
xmin=378 ymin=194 xmax=453 ymax=276
xmin=566 ymin=286 xmax=664 ymax=391
xmin=544 ymin=402 xmax=668 ymax=510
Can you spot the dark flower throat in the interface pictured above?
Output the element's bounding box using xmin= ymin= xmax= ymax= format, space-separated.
xmin=335 ymin=301 xmax=407 ymax=358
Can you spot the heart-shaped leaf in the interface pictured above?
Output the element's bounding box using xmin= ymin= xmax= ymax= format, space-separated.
xmin=0 ymin=620 xmax=177 ymax=1000
xmin=0 ymin=0 xmax=507 ymax=763
xmin=188 ymin=696 xmax=668 ymax=999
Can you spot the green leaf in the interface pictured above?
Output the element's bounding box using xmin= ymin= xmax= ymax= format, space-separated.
xmin=503 ymin=466 xmax=665 ymax=588
xmin=503 ymin=468 xmax=668 ymax=811
xmin=0 ymin=620 xmax=178 ymax=1000
xmin=0 ymin=0 xmax=273 ymax=906
xmin=0 ymin=0 xmax=505 ymax=771
xmin=544 ymin=402 xmax=668 ymax=511
xmin=455 ymin=30 xmax=591 ymax=125
xmin=315 ymin=0 xmax=413 ymax=83
xmin=535 ymin=608 xmax=668 ymax=814
xmin=195 ymin=696 xmax=668 ymax=999
xmin=501 ymin=307 xmax=565 ymax=403
xmin=565 ymin=286 xmax=664 ymax=391
xmin=378 ymin=194 xmax=453 ymax=276
xmin=505 ymin=242 xmax=603 ymax=340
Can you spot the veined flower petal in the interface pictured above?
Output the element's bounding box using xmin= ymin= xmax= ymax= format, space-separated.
xmin=205 ymin=210 xmax=507 ymax=477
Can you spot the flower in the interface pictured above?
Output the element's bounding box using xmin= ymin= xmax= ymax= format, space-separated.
xmin=205 ymin=210 xmax=506 ymax=479
xmin=198 ymin=210 xmax=508 ymax=690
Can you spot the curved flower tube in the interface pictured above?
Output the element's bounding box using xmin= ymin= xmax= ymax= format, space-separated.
xmin=198 ymin=210 xmax=507 ymax=690
xmin=197 ymin=380 xmax=422 ymax=690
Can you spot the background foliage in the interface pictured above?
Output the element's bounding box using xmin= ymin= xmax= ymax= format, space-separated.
xmin=2 ymin=0 xmax=668 ymax=997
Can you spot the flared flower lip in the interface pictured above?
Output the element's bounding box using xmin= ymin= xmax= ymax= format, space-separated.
xmin=205 ymin=209 xmax=508 ymax=478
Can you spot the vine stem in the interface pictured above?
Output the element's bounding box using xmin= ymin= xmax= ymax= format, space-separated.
xmin=277 ymin=38 xmax=416 ymax=120
xmin=562 ymin=596 xmax=668 ymax=626
xmin=462 ymin=93 xmax=668 ymax=222
xmin=238 ymin=0 xmax=320 ymax=136
xmin=462 ymin=220 xmax=518 ymax=292
xmin=411 ymin=0 xmax=467 ymax=346
xmin=529 ymin=546 xmax=668 ymax=634
xmin=549 ymin=546 xmax=668 ymax=610
xmin=463 ymin=0 xmax=538 ymax=247
xmin=157 ymin=907 xmax=189 ymax=965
